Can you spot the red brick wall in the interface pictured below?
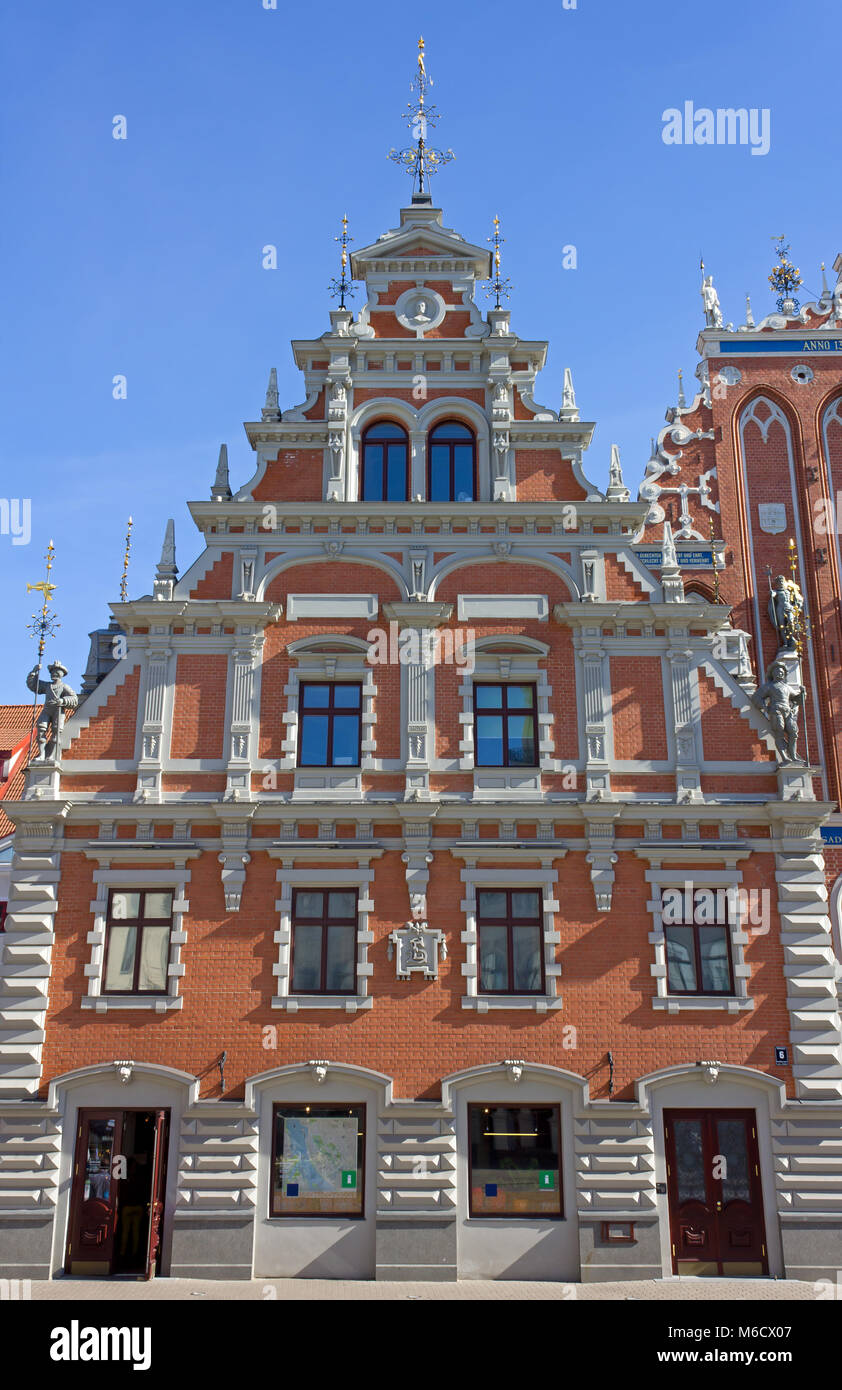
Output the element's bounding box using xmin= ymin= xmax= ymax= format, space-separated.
xmin=610 ymin=656 xmax=669 ymax=760
xmin=190 ymin=552 xmax=234 ymax=599
xmin=62 ymin=666 xmax=141 ymax=761
xmin=604 ymin=553 xmax=647 ymax=600
xmin=515 ymin=451 xmax=588 ymax=502
xmin=170 ymin=655 xmax=228 ymax=759
xmin=697 ymin=668 xmax=769 ymax=762
xmin=252 ymin=449 xmax=324 ymax=502
xmin=39 ymin=845 xmax=793 ymax=1102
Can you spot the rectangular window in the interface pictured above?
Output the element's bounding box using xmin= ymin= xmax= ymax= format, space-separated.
xmin=298 ymin=683 xmax=362 ymax=767
xmin=271 ymin=1103 xmax=365 ymax=1217
xmin=291 ymin=888 xmax=358 ymax=994
xmin=477 ymin=888 xmax=544 ymax=993
xmin=103 ymin=890 xmax=173 ymax=994
xmin=469 ymin=1103 xmax=562 ymax=1218
xmin=664 ymin=901 xmax=735 ymax=995
xmin=473 ymin=683 xmax=537 ymax=767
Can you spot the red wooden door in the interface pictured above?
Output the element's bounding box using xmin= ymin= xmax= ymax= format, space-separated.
xmin=664 ymin=1109 xmax=767 ymax=1275
xmin=144 ymin=1109 xmax=169 ymax=1280
xmin=66 ymin=1111 xmax=123 ymax=1275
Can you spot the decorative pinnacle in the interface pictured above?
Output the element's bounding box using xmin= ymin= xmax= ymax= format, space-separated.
xmin=662 ymin=520 xmax=680 ymax=575
xmin=768 ymin=235 xmax=803 ymax=313
xmin=677 ymin=369 xmax=686 ymax=409
xmin=328 ymin=214 xmax=355 ymax=308
xmin=560 ymin=367 xmax=579 ymax=421
xmin=745 ymin=292 xmax=755 ymax=329
xmin=211 ymin=444 xmax=232 ymax=502
xmin=262 ymin=367 xmax=281 ymax=422
xmin=821 ymin=261 xmax=830 ymax=300
xmin=484 ymin=215 xmax=513 ymax=309
xmin=388 ymin=36 xmax=454 ymax=197
xmin=156 ymin=519 xmax=177 ymax=580
xmin=606 ymin=445 xmax=630 ymax=502
xmin=119 ymin=517 xmax=133 ymax=602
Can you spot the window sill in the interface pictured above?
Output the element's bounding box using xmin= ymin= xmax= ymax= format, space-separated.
xmin=271 ymin=994 xmax=373 ymax=1013
xmin=652 ymin=995 xmax=753 ymax=1013
xmin=82 ymin=994 xmax=183 ymax=1013
xmin=462 ymin=994 xmax=563 ymax=1013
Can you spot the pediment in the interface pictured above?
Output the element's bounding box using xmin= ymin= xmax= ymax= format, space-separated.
xmin=351 ymin=208 xmax=491 ymax=278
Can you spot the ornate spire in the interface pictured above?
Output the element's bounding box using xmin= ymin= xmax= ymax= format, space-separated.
xmin=211 ymin=444 xmax=232 ymax=501
xmin=262 ymin=367 xmax=281 ymax=423
xmin=559 ymin=367 xmax=579 ymax=421
xmin=606 ymin=445 xmax=630 ymax=501
xmin=768 ymin=236 xmax=803 ymax=314
xmin=484 ymin=215 xmax=512 ymax=309
xmin=328 ymin=214 xmax=355 ymax=309
xmin=745 ymin=292 xmax=755 ymax=329
xmin=387 ymin=36 xmax=454 ymax=200
xmin=677 ymin=369 xmax=686 ymax=409
xmin=153 ymin=519 xmax=177 ymax=601
xmin=821 ymin=261 xmax=830 ymax=302
xmin=119 ymin=516 xmax=133 ymax=602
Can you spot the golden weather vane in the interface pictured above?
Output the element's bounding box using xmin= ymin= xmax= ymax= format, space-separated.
xmin=484 ymin=214 xmax=513 ymax=308
xmin=328 ymin=213 xmax=354 ymax=308
xmin=120 ymin=516 xmax=133 ymax=602
xmin=25 ymin=539 xmax=62 ymax=762
xmin=387 ymin=36 xmax=454 ymax=196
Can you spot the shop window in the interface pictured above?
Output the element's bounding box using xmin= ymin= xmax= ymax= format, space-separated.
xmin=291 ymin=888 xmax=358 ymax=994
xmin=468 ymin=1103 xmax=562 ymax=1218
xmin=477 ymin=888 xmax=544 ymax=993
xmin=103 ymin=890 xmax=173 ymax=994
xmin=271 ymin=1103 xmax=365 ymax=1217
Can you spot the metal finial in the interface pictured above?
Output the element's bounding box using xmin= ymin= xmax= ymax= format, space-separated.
xmin=388 ymin=36 xmax=454 ymax=197
xmin=768 ymin=235 xmax=803 ymax=313
xmin=328 ymin=213 xmax=355 ymax=308
xmin=484 ymin=214 xmax=513 ymax=308
xmin=821 ymin=261 xmax=830 ymax=299
xmin=677 ymin=369 xmax=686 ymax=408
xmin=119 ymin=516 xmax=133 ymax=602
xmin=708 ymin=516 xmax=721 ymax=603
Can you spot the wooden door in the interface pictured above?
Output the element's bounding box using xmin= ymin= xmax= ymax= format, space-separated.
xmin=144 ymin=1109 xmax=169 ymax=1280
xmin=664 ymin=1109 xmax=767 ymax=1275
xmin=66 ymin=1111 xmax=123 ymax=1276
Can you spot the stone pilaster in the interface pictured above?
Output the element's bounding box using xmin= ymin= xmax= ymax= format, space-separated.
xmin=135 ymin=645 xmax=172 ymax=803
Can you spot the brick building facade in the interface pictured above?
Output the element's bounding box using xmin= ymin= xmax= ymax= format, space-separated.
xmin=2 ymin=188 xmax=842 ymax=1284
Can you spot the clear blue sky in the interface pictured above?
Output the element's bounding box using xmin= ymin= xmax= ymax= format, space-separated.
xmin=2 ymin=0 xmax=839 ymax=701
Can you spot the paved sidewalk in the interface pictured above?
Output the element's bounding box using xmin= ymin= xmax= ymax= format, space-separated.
xmin=29 ymin=1276 xmax=819 ymax=1301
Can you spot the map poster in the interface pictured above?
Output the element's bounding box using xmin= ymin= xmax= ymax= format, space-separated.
xmin=272 ymin=1110 xmax=363 ymax=1216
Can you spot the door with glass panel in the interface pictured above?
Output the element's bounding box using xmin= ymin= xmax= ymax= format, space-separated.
xmin=664 ymin=1109 xmax=767 ymax=1275
xmin=66 ymin=1108 xmax=170 ymax=1277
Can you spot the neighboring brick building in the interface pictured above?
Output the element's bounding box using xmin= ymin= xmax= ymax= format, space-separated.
xmin=2 ymin=183 xmax=842 ymax=1285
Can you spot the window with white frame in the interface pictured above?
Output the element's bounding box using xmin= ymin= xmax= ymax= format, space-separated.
xmin=279 ymin=637 xmax=377 ymax=796
xmin=457 ymin=638 xmax=555 ymax=796
xmin=269 ymin=856 xmax=380 ymax=1012
xmin=642 ymin=856 xmax=754 ymax=1013
xmin=80 ymin=851 xmax=196 ymax=1013
xmin=456 ymin=861 xmax=563 ymax=1012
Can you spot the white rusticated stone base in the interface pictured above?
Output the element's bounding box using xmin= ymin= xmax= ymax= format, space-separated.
xmin=776 ymin=850 xmax=842 ymax=1100
xmin=0 ymin=839 xmax=62 ymax=1098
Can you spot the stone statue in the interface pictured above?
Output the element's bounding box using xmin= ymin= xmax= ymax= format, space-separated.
xmin=768 ymin=574 xmax=803 ymax=653
xmin=701 ymin=276 xmax=723 ymax=328
xmin=752 ymin=660 xmax=806 ymax=764
xmin=26 ymin=661 xmax=78 ymax=761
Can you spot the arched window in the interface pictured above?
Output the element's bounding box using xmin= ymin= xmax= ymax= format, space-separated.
xmin=428 ymin=420 xmax=476 ymax=502
xmin=361 ymin=421 xmax=409 ymax=501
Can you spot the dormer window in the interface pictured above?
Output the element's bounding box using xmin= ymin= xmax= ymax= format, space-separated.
xmin=428 ymin=420 xmax=476 ymax=502
xmin=361 ymin=421 xmax=409 ymax=502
